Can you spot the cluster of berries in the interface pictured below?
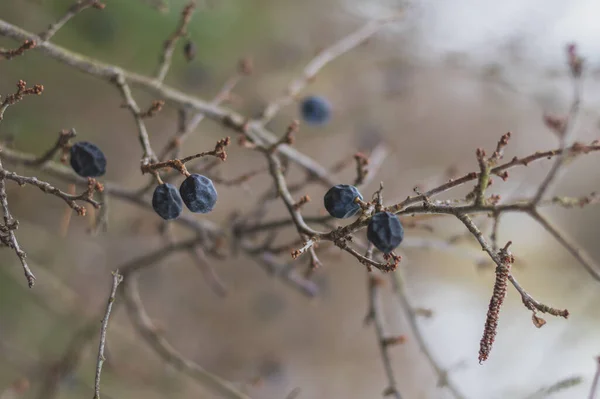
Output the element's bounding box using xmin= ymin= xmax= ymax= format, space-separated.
xmin=152 ymin=174 xmax=217 ymax=220
xmin=68 ymin=140 xmax=217 ymax=221
xmin=324 ymin=184 xmax=404 ymax=254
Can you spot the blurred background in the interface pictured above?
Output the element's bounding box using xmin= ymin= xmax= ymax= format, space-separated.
xmin=1 ymin=0 xmax=600 ymax=398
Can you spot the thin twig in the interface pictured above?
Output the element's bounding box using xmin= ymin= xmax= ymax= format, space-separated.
xmin=93 ymin=270 xmax=123 ymax=399
xmin=0 ymin=169 xmax=102 ymax=215
xmin=529 ymin=209 xmax=600 ymax=281
xmin=389 ymin=272 xmax=466 ymax=399
xmin=23 ymin=128 xmax=76 ymax=167
xmin=0 ymin=39 xmax=36 ymax=60
xmin=365 ymin=269 xmax=403 ymax=398
xmin=188 ymin=246 xmax=228 ymax=297
xmin=39 ymin=0 xmax=105 ymax=42
xmin=155 ymin=1 xmax=197 ymax=83
xmin=532 ymin=74 xmax=582 ymax=205
xmin=589 ymin=356 xmax=600 ymax=399
xmin=112 ymin=74 xmax=157 ymax=165
xmin=0 ymin=158 xmax=35 ymax=287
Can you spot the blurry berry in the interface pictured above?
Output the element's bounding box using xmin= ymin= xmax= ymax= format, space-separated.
xmin=367 ymin=212 xmax=404 ymax=254
xmin=184 ymin=40 xmax=196 ymax=62
xmin=324 ymin=184 xmax=363 ymax=219
xmin=300 ymin=95 xmax=331 ymax=125
xmin=152 ymin=183 xmax=183 ymax=220
xmin=179 ymin=174 xmax=217 ymax=213
xmin=69 ymin=141 xmax=106 ymax=177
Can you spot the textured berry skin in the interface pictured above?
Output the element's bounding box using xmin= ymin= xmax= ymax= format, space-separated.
xmin=179 ymin=174 xmax=217 ymax=213
xmin=324 ymin=184 xmax=363 ymax=219
xmin=152 ymin=183 xmax=183 ymax=220
xmin=300 ymin=96 xmax=331 ymax=125
xmin=69 ymin=141 xmax=107 ymax=177
xmin=367 ymin=212 xmax=404 ymax=254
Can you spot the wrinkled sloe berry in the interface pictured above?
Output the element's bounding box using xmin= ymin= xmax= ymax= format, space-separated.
xmin=324 ymin=184 xmax=363 ymax=219
xmin=300 ymin=95 xmax=331 ymax=125
xmin=152 ymin=183 xmax=183 ymax=220
xmin=367 ymin=212 xmax=404 ymax=254
xmin=69 ymin=141 xmax=107 ymax=177
xmin=179 ymin=174 xmax=217 ymax=213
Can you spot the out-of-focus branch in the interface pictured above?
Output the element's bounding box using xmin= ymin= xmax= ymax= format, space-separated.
xmin=39 ymin=0 xmax=105 ymax=42
xmin=533 ymin=46 xmax=583 ymax=205
xmin=365 ymin=271 xmax=404 ymax=399
xmin=258 ymin=14 xmax=403 ymax=124
xmin=188 ymin=246 xmax=228 ymax=298
xmin=155 ymin=1 xmax=197 ymax=83
xmin=589 ymin=356 xmax=600 ymax=399
xmin=93 ymin=270 xmax=123 ymax=399
xmin=523 ymin=376 xmax=582 ymax=399
xmin=389 ymin=272 xmax=466 ymax=399
xmin=121 ymin=272 xmax=252 ymax=399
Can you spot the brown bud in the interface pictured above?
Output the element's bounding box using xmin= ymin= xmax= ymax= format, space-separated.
xmin=184 ymin=40 xmax=197 ymax=62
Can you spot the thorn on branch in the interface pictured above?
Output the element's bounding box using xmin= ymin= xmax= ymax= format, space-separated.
xmin=293 ymin=194 xmax=311 ymax=210
xmin=238 ymin=56 xmax=254 ymax=75
xmin=268 ymin=120 xmax=300 ymax=153
xmin=354 ymin=152 xmax=369 ymax=186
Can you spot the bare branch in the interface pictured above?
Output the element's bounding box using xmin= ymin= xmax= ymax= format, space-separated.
xmin=155 ymin=1 xmax=197 ymax=83
xmin=365 ymin=271 xmax=404 ymax=399
xmin=0 ymin=170 xmax=102 ymax=215
xmin=532 ymin=50 xmax=583 ymax=205
xmin=39 ymin=0 xmax=105 ymax=42
xmin=93 ymin=270 xmax=123 ymax=399
xmin=0 ymin=19 xmax=336 ymax=185
xmin=590 ymin=356 xmax=600 ymax=399
xmin=0 ymin=158 xmax=35 ymax=287
xmin=141 ymin=137 xmax=230 ymax=176
xmin=529 ymin=209 xmax=600 ymax=281
xmin=112 ymin=74 xmax=157 ymax=165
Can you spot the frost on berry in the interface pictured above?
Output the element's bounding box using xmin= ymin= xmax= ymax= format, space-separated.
xmin=300 ymin=95 xmax=331 ymax=125
xmin=179 ymin=174 xmax=217 ymax=213
xmin=323 ymin=184 xmax=363 ymax=219
xmin=69 ymin=141 xmax=107 ymax=177
xmin=367 ymin=212 xmax=404 ymax=254
xmin=152 ymin=183 xmax=183 ymax=220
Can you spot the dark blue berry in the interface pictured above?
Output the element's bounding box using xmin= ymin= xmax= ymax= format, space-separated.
xmin=324 ymin=184 xmax=363 ymax=219
xmin=179 ymin=174 xmax=217 ymax=213
xmin=367 ymin=212 xmax=404 ymax=254
xmin=69 ymin=141 xmax=107 ymax=177
xmin=300 ymin=95 xmax=331 ymax=125
xmin=152 ymin=183 xmax=183 ymax=220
